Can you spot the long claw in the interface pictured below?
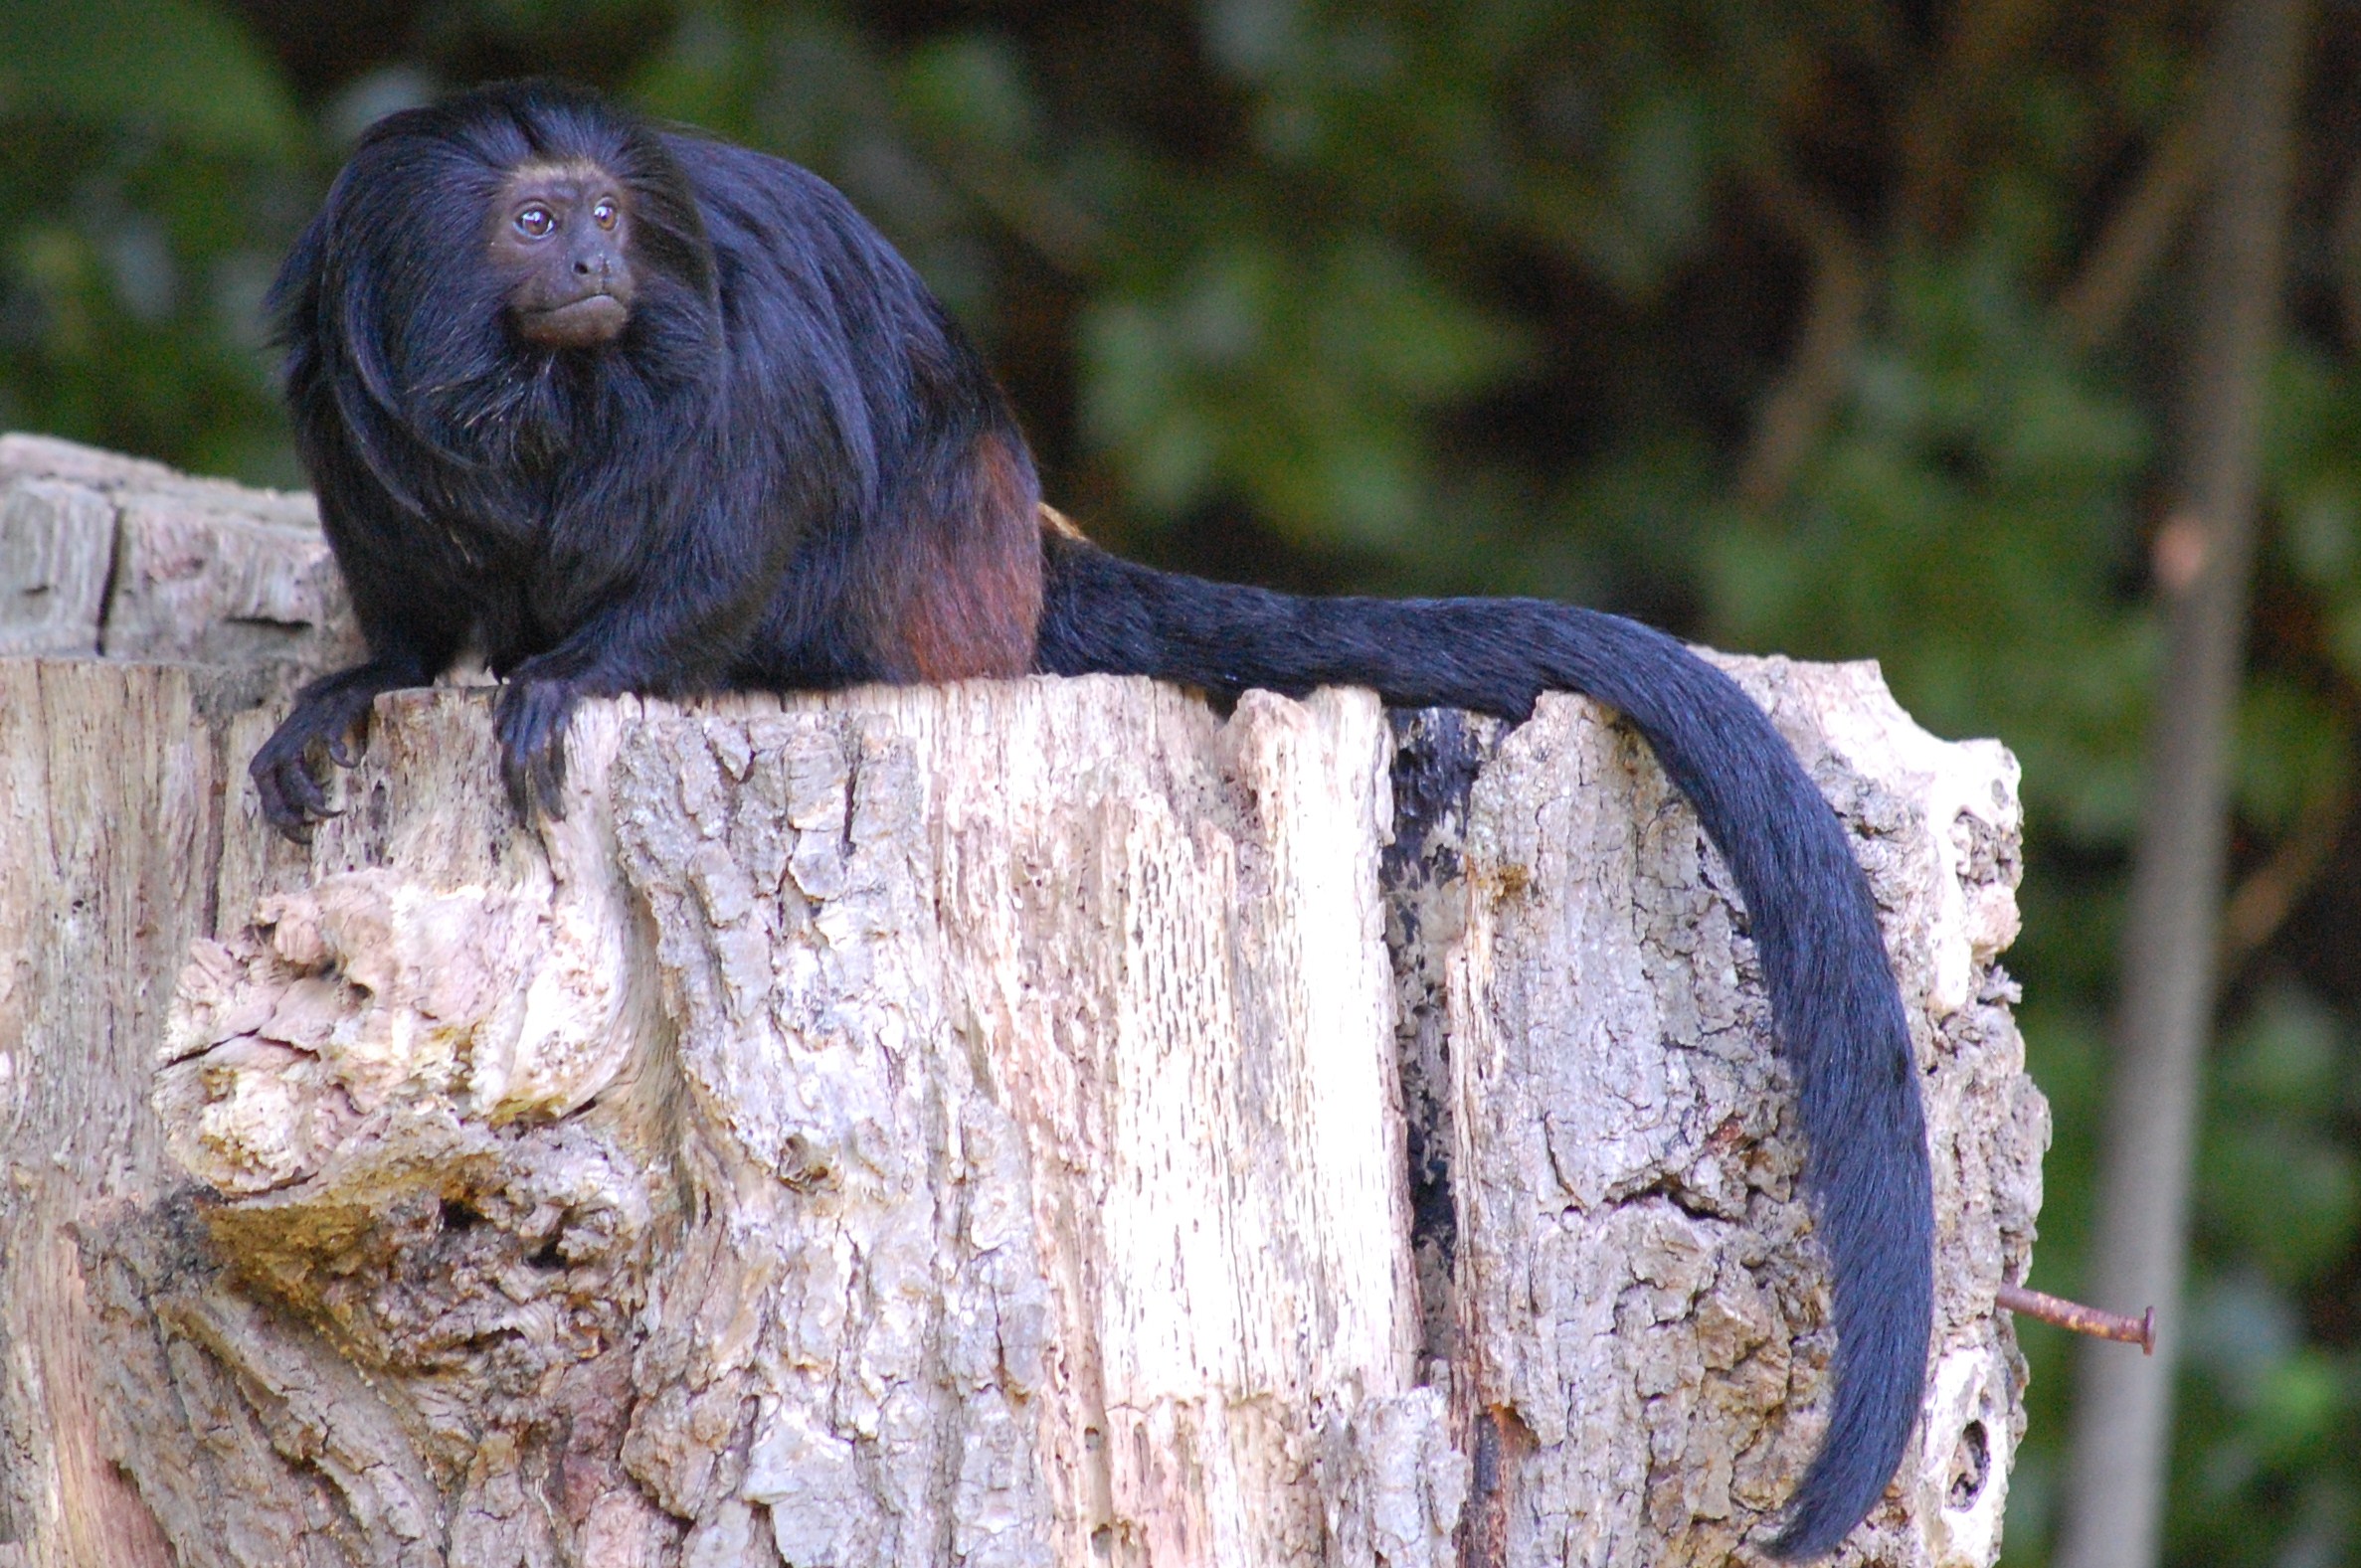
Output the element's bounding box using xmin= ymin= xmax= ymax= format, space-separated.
xmin=251 ymin=674 xmax=386 ymax=842
xmin=287 ymin=753 xmax=330 ymax=819
xmin=495 ymin=675 xmax=577 ymax=826
xmin=537 ymin=727 xmax=569 ymax=820
xmin=254 ymin=765 xmax=295 ymax=838
xmin=503 ymin=746 xmax=534 ymax=821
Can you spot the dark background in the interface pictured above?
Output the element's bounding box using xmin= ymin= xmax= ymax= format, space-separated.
xmin=4 ymin=3 xmax=2359 ymax=1560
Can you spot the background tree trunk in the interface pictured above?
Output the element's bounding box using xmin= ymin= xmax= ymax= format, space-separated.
xmin=2055 ymin=5 xmax=2311 ymax=1567
xmin=1 ymin=438 xmax=2047 ymax=1567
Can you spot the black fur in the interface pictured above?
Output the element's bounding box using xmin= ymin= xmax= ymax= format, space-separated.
xmin=258 ymin=81 xmax=1930 ymax=1558
xmin=256 ymin=80 xmax=1042 ymax=825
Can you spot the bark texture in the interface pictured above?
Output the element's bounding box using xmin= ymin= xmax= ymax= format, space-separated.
xmin=0 ymin=433 xmax=357 ymax=671
xmin=0 ymin=436 xmax=2045 ymax=1567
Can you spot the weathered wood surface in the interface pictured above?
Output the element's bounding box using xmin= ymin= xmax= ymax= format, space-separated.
xmin=0 ymin=438 xmax=2046 ymax=1567
xmin=0 ymin=659 xmax=245 ymax=1568
xmin=0 ymin=433 xmax=356 ymax=670
xmin=0 ymin=436 xmax=359 ymax=1568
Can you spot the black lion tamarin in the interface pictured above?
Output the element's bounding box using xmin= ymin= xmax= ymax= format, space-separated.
xmin=254 ymin=80 xmax=1930 ymax=1557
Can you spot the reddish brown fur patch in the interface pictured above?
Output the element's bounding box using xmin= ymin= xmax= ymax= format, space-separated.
xmin=896 ymin=434 xmax=1044 ymax=680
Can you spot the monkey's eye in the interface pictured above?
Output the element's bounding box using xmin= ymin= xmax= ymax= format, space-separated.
xmin=513 ymin=205 xmax=556 ymax=240
xmin=591 ymin=198 xmax=619 ymax=230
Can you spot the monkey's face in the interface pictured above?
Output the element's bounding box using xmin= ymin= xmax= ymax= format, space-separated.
xmin=488 ymin=161 xmax=637 ymax=349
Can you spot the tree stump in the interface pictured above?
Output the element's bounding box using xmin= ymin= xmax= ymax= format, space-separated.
xmin=0 ymin=436 xmax=2045 ymax=1567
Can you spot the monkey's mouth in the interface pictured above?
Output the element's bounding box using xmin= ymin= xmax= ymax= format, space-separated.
xmin=515 ymin=293 xmax=630 ymax=349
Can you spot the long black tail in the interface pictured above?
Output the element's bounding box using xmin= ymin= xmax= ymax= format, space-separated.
xmin=1037 ymin=535 xmax=1930 ymax=1558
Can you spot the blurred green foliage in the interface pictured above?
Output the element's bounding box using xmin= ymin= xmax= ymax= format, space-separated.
xmin=6 ymin=3 xmax=2361 ymax=1562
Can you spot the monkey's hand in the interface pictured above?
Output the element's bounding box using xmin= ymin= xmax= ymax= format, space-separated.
xmin=251 ymin=666 xmax=401 ymax=842
xmin=494 ymin=672 xmax=580 ymax=824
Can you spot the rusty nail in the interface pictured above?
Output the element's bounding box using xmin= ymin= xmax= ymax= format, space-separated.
xmin=1995 ymin=1281 xmax=2155 ymax=1354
